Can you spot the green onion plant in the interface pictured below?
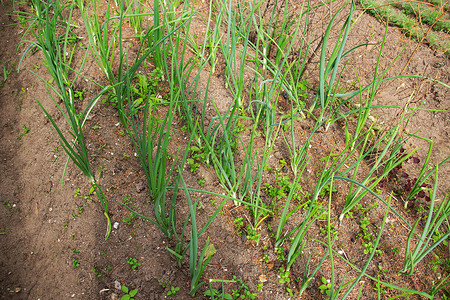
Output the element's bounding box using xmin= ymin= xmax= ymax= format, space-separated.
xmin=401 ymin=168 xmax=450 ymax=275
xmin=20 ymin=0 xmax=111 ymax=239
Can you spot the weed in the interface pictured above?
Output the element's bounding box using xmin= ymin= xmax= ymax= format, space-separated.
xmin=264 ymin=164 xmax=305 ymax=207
xmin=74 ymin=89 xmax=86 ymax=101
xmin=2 ymin=200 xmax=18 ymax=217
xmin=233 ymin=217 xmax=244 ymax=235
xmin=278 ymin=267 xmax=290 ymax=284
xmin=71 ymin=206 xmax=83 ymax=220
xmin=72 ymin=259 xmax=80 ymax=268
xmin=433 ymin=230 xmax=449 ymax=247
xmin=187 ymin=158 xmax=200 ymax=173
xmin=187 ymin=146 xmax=209 ymax=172
xmin=0 ymin=61 xmax=12 ymax=87
xmin=393 ymin=246 xmax=400 ymax=255
xmin=121 ymin=195 xmax=132 ymax=206
xmin=378 ymin=264 xmax=388 ymax=275
xmin=318 ymin=276 xmax=332 ymax=296
xmin=204 ymin=283 xmax=233 ymax=300
xmin=167 ymin=285 xmax=180 ymax=296
xmin=363 ymin=242 xmax=382 ymax=256
xmin=159 ymin=281 xmax=180 ymax=296
xmin=130 ymin=68 xmax=164 ymax=114
xmin=121 ymin=285 xmax=138 ymax=300
xmin=257 ymin=282 xmax=263 ymax=292
xmin=123 ymin=213 xmax=137 ymax=225
xmin=102 ymin=91 xmax=118 ymax=107
xmin=127 ymin=257 xmax=141 ymax=270
xmin=230 ymin=276 xmax=257 ymax=299
xmin=260 ymin=254 xmax=270 ymax=264
xmin=246 ymin=225 xmax=261 ymax=244
xmin=92 ymin=267 xmax=105 ymax=278
xmin=18 ymin=87 xmax=26 ymax=110
xmin=16 ymin=125 xmax=30 ymax=140
xmin=276 ymin=247 xmax=286 ymax=262
xmin=320 ymin=222 xmax=338 ymax=238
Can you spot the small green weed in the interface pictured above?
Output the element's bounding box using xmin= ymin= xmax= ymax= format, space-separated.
xmin=363 ymin=241 xmax=382 ymax=256
xmin=102 ymin=91 xmax=118 ymax=107
xmin=231 ymin=276 xmax=257 ymax=299
xmin=0 ymin=61 xmax=12 ymax=87
xmin=123 ymin=213 xmax=137 ymax=225
xmin=16 ymin=125 xmax=30 ymax=140
xmin=378 ymin=264 xmax=388 ymax=275
xmin=74 ymin=89 xmax=86 ymax=101
xmin=92 ymin=267 xmax=103 ymax=278
xmin=72 ymin=259 xmax=80 ymax=268
xmin=260 ymin=254 xmax=270 ymax=263
xmin=278 ymin=267 xmax=290 ymax=284
xmin=392 ymin=246 xmax=399 ymax=255
xmin=18 ymin=87 xmax=26 ymax=110
xmin=121 ymin=195 xmax=132 ymax=206
xmin=187 ymin=146 xmax=209 ymax=173
xmin=121 ymin=285 xmax=138 ymax=300
xmin=130 ymin=68 xmax=164 ymax=114
xmin=2 ymin=200 xmax=18 ymax=217
xmin=71 ymin=206 xmax=84 ymax=220
xmin=167 ymin=285 xmax=180 ymax=296
xmin=204 ymin=287 xmax=233 ymax=299
xmin=320 ymin=222 xmax=338 ymax=238
xmin=432 ymin=230 xmax=449 ymax=247
xmin=187 ymin=158 xmax=200 ymax=173
xmin=159 ymin=280 xmax=181 ymax=296
xmin=318 ymin=276 xmax=332 ymax=296
xmin=127 ymin=257 xmax=141 ymax=270
xmin=198 ymin=178 xmax=206 ymax=187
xmin=233 ymin=217 xmax=244 ymax=235
xmin=276 ymin=247 xmax=286 ymax=262
xmin=257 ymin=282 xmax=263 ymax=291
xmin=246 ymin=225 xmax=261 ymax=244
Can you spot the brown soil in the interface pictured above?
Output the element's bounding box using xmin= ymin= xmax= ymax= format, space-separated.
xmin=0 ymin=0 xmax=449 ymax=299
